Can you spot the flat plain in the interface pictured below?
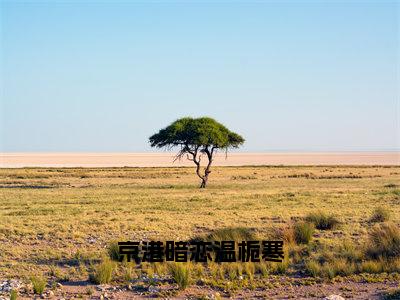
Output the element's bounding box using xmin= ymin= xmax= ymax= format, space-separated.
xmin=1 ymin=152 xmax=399 ymax=167
xmin=0 ymin=165 xmax=399 ymax=299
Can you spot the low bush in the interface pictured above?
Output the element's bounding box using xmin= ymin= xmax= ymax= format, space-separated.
xmin=294 ymin=222 xmax=314 ymax=244
xmin=306 ymin=211 xmax=340 ymax=230
xmin=359 ymin=260 xmax=382 ymax=274
xmin=282 ymin=226 xmax=296 ymax=245
xmin=306 ymin=260 xmax=321 ymax=277
xmin=89 ymin=259 xmax=116 ymax=284
xmin=366 ymin=223 xmax=400 ymax=259
xmin=168 ymin=263 xmax=190 ymax=290
xmin=107 ymin=241 xmax=121 ymax=261
xmin=31 ymin=276 xmax=46 ymax=294
xmin=338 ymin=240 xmax=362 ymax=262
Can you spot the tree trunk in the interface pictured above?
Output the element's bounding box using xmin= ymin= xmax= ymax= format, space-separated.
xmin=200 ymin=175 xmax=208 ymax=188
xmin=188 ymin=145 xmax=214 ymax=189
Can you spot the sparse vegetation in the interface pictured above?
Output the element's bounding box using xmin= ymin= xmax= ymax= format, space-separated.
xmin=306 ymin=211 xmax=340 ymax=230
xmin=0 ymin=166 xmax=399 ymax=297
xmin=31 ymin=276 xmax=46 ymax=294
xmin=89 ymin=259 xmax=116 ymax=284
xmin=168 ymin=263 xmax=191 ymax=290
xmin=294 ymin=222 xmax=315 ymax=244
xmin=370 ymin=207 xmax=391 ymax=223
xmin=366 ymin=223 xmax=400 ymax=259
xmin=107 ymin=241 xmax=121 ymax=261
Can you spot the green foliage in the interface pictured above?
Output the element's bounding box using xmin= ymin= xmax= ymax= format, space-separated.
xmin=168 ymin=263 xmax=190 ymax=290
xmin=294 ymin=222 xmax=314 ymax=244
xmin=338 ymin=240 xmax=362 ymax=262
xmin=306 ymin=260 xmax=321 ymax=277
xmin=306 ymin=211 xmax=340 ymax=230
xmin=89 ymin=259 xmax=116 ymax=284
xmin=31 ymin=276 xmax=46 ymax=294
xmin=149 ymin=117 xmax=244 ymax=150
xmin=107 ymin=241 xmax=121 ymax=261
xmin=370 ymin=206 xmax=391 ymax=222
xmin=359 ymin=260 xmax=382 ymax=274
xmin=366 ymin=223 xmax=400 ymax=259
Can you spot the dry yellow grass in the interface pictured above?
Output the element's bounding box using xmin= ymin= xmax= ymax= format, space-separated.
xmin=0 ymin=166 xmax=399 ymax=281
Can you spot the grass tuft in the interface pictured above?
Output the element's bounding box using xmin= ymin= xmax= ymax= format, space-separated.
xmin=294 ymin=222 xmax=314 ymax=244
xmin=31 ymin=276 xmax=46 ymax=294
xmin=306 ymin=211 xmax=340 ymax=230
xmin=107 ymin=241 xmax=122 ymax=261
xmin=369 ymin=207 xmax=391 ymax=223
xmin=359 ymin=260 xmax=382 ymax=274
xmin=89 ymin=259 xmax=116 ymax=284
xmin=168 ymin=263 xmax=190 ymax=290
xmin=366 ymin=223 xmax=400 ymax=259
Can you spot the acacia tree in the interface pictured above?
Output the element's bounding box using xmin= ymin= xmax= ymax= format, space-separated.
xmin=149 ymin=117 xmax=245 ymax=188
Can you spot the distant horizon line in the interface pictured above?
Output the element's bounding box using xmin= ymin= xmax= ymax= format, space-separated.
xmin=2 ymin=150 xmax=400 ymax=154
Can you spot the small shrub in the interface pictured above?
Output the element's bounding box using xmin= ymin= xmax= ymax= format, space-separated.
xmin=89 ymin=259 xmax=115 ymax=284
xmin=168 ymin=263 xmax=190 ymax=290
xmin=255 ymin=262 xmax=269 ymax=277
xmin=370 ymin=207 xmax=390 ymax=223
xmin=266 ymin=246 xmax=289 ymax=275
xmin=338 ymin=240 xmax=362 ymax=262
xmin=275 ymin=259 xmax=289 ymax=274
xmin=387 ymin=257 xmax=400 ymax=273
xmin=359 ymin=260 xmax=382 ymax=274
xmin=191 ymin=263 xmax=204 ymax=278
xmin=31 ymin=276 xmax=46 ymax=294
xmin=366 ymin=223 xmax=400 ymax=259
xmin=282 ymin=226 xmax=296 ymax=245
xmin=107 ymin=241 xmax=121 ymax=261
xmin=244 ymin=263 xmax=255 ymax=280
xmin=122 ymin=263 xmax=137 ymax=281
xmin=225 ymin=264 xmax=238 ymax=280
xmin=323 ymin=263 xmax=337 ymax=279
xmin=294 ymin=222 xmax=314 ymax=244
xmin=306 ymin=211 xmax=340 ymax=230
xmin=306 ymin=260 xmax=321 ymax=277
xmin=9 ymin=289 xmax=17 ymax=300
xmin=329 ymin=258 xmax=355 ymax=276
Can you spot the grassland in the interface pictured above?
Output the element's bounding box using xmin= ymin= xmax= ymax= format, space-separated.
xmin=0 ymin=166 xmax=399 ymax=299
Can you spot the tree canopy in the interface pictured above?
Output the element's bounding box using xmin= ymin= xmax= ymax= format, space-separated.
xmin=149 ymin=117 xmax=244 ymax=150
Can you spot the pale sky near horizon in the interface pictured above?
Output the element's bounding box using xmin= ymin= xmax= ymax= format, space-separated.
xmin=1 ymin=1 xmax=399 ymax=152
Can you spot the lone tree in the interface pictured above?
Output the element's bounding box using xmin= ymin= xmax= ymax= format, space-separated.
xmin=149 ymin=117 xmax=245 ymax=188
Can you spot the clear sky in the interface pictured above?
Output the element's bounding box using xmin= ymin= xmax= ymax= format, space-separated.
xmin=1 ymin=1 xmax=399 ymax=152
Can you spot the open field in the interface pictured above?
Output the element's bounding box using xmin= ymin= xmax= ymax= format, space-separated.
xmin=0 ymin=166 xmax=399 ymax=299
xmin=1 ymin=152 xmax=399 ymax=167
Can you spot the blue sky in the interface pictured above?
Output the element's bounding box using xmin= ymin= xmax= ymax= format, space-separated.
xmin=1 ymin=1 xmax=399 ymax=152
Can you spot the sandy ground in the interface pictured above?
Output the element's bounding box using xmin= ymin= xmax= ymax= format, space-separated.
xmin=1 ymin=152 xmax=399 ymax=168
